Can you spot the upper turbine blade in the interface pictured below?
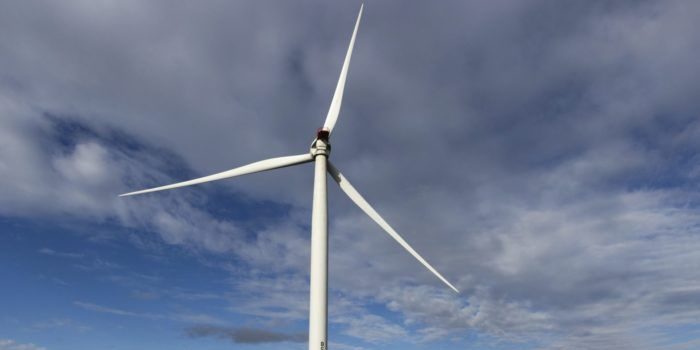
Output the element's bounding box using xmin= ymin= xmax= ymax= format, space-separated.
xmin=119 ymin=153 xmax=313 ymax=197
xmin=322 ymin=3 xmax=363 ymax=134
xmin=327 ymin=161 xmax=459 ymax=293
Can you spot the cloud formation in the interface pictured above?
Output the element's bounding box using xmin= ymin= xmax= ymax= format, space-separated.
xmin=0 ymin=339 xmax=45 ymax=350
xmin=185 ymin=325 xmax=306 ymax=344
xmin=74 ymin=301 xmax=227 ymax=326
xmin=37 ymin=248 xmax=83 ymax=259
xmin=1 ymin=0 xmax=700 ymax=348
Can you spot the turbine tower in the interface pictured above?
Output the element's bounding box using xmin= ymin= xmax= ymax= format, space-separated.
xmin=120 ymin=5 xmax=458 ymax=349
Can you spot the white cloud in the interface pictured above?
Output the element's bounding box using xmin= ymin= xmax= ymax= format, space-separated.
xmin=0 ymin=339 xmax=46 ymax=350
xmin=336 ymin=314 xmax=408 ymax=343
xmin=73 ymin=301 xmax=227 ymax=326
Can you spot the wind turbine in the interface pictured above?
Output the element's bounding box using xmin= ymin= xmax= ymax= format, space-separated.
xmin=120 ymin=4 xmax=458 ymax=349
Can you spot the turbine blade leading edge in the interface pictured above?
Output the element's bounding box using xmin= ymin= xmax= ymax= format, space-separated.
xmin=327 ymin=161 xmax=459 ymax=293
xmin=119 ymin=153 xmax=313 ymax=197
xmin=322 ymin=3 xmax=363 ymax=134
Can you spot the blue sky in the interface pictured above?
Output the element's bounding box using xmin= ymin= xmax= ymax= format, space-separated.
xmin=1 ymin=1 xmax=700 ymax=349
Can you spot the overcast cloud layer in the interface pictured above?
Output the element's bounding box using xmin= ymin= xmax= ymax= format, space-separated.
xmin=2 ymin=1 xmax=700 ymax=349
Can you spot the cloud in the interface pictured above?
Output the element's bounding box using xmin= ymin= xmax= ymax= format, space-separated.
xmin=73 ymin=301 xmax=157 ymax=318
xmin=0 ymin=111 xmax=247 ymax=256
xmin=335 ymin=314 xmax=408 ymax=343
xmin=31 ymin=319 xmax=91 ymax=333
xmin=228 ymin=273 xmax=310 ymax=321
xmin=2 ymin=0 xmax=700 ymax=348
xmin=185 ymin=325 xmax=306 ymax=344
xmin=73 ymin=258 xmax=122 ymax=271
xmin=37 ymin=248 xmax=83 ymax=259
xmin=74 ymin=301 xmax=227 ymax=326
xmin=0 ymin=339 xmax=46 ymax=350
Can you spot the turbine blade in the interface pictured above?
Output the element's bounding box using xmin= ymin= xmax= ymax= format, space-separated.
xmin=322 ymin=3 xmax=363 ymax=134
xmin=120 ymin=153 xmax=313 ymax=197
xmin=327 ymin=161 xmax=459 ymax=293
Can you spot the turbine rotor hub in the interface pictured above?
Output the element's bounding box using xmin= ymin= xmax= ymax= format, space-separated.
xmin=316 ymin=127 xmax=330 ymax=141
xmin=310 ymin=127 xmax=331 ymax=157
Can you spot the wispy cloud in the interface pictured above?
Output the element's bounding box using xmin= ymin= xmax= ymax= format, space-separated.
xmin=31 ymin=319 xmax=90 ymax=333
xmin=74 ymin=258 xmax=122 ymax=271
xmin=37 ymin=248 xmax=83 ymax=259
xmin=73 ymin=301 xmax=157 ymax=318
xmin=73 ymin=301 xmax=227 ymax=326
xmin=0 ymin=339 xmax=46 ymax=350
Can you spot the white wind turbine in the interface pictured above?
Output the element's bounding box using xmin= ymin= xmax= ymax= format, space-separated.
xmin=120 ymin=4 xmax=458 ymax=349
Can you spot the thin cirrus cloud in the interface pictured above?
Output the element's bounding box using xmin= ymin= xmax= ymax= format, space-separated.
xmin=73 ymin=301 xmax=227 ymax=326
xmin=0 ymin=339 xmax=45 ymax=350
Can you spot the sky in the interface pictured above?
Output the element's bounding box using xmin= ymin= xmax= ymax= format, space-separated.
xmin=1 ymin=0 xmax=700 ymax=349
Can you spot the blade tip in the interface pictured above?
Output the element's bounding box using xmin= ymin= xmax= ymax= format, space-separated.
xmin=119 ymin=190 xmax=143 ymax=197
xmin=446 ymin=281 xmax=460 ymax=293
